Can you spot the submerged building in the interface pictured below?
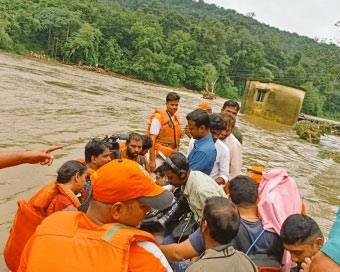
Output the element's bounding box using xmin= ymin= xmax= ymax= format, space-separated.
xmin=241 ymin=80 xmax=305 ymax=126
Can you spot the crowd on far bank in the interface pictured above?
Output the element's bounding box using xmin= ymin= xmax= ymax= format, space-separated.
xmin=1 ymin=91 xmax=339 ymax=272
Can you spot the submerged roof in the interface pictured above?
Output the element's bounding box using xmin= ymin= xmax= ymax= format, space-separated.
xmin=246 ymin=79 xmax=306 ymax=92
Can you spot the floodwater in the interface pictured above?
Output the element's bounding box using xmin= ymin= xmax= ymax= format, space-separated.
xmin=0 ymin=52 xmax=339 ymax=270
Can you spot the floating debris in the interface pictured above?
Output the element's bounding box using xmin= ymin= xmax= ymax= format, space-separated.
xmin=202 ymin=90 xmax=216 ymax=100
xmin=293 ymin=120 xmax=331 ymax=144
xmin=319 ymin=150 xmax=340 ymax=164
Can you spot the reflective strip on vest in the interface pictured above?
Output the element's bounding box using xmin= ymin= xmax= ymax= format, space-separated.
xmin=101 ymin=224 xmax=133 ymax=242
xmin=136 ymin=241 xmax=173 ymax=272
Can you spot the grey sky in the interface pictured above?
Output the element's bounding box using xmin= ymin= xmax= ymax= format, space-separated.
xmin=204 ymin=0 xmax=340 ymax=42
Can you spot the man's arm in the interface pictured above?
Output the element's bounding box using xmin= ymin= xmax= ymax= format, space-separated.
xmin=307 ymin=251 xmax=340 ymax=272
xmin=229 ymin=144 xmax=242 ymax=180
xmin=160 ymin=239 xmax=199 ymax=262
xmin=130 ymin=241 xmax=173 ymax=272
xmin=149 ymin=117 xmax=162 ymax=172
xmin=0 ymin=145 xmax=63 ymax=169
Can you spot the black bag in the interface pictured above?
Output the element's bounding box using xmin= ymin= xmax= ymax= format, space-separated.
xmin=172 ymin=211 xmax=198 ymax=242
xmin=248 ymin=253 xmax=281 ymax=271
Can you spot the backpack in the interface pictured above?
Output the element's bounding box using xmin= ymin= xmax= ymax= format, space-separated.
xmin=234 ymin=223 xmax=282 ymax=272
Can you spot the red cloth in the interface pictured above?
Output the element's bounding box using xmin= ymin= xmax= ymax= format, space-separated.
xmin=46 ymin=193 xmax=75 ymax=216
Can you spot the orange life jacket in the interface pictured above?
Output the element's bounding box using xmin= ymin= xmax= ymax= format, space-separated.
xmin=4 ymin=182 xmax=80 ymax=272
xmin=119 ymin=141 xmax=127 ymax=151
xmin=18 ymin=212 xmax=168 ymax=272
xmin=245 ymin=165 xmax=266 ymax=184
xmin=147 ymin=109 xmax=181 ymax=157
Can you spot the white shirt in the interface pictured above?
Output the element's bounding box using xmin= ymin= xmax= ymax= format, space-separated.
xmin=209 ymin=139 xmax=230 ymax=183
xmin=149 ymin=118 xmax=162 ymax=135
xmin=188 ymin=138 xmax=230 ymax=184
xmin=149 ymin=114 xmax=178 ymax=136
xmin=221 ymin=133 xmax=242 ymax=180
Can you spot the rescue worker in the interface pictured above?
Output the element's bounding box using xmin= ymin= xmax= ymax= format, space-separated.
xmin=4 ymin=160 xmax=87 ymax=271
xmin=18 ymin=159 xmax=174 ymax=272
xmin=147 ymin=92 xmax=182 ymax=172
xmin=198 ymin=102 xmax=212 ymax=115
xmin=0 ymin=145 xmax=63 ymax=169
xmin=120 ymin=133 xmax=150 ymax=173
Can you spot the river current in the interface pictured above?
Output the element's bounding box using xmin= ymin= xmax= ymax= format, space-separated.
xmin=0 ymin=52 xmax=339 ymax=270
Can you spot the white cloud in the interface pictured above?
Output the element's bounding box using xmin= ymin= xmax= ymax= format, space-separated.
xmin=204 ymin=0 xmax=340 ymax=41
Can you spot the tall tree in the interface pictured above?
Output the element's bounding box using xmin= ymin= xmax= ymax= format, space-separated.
xmin=62 ymin=23 xmax=102 ymax=65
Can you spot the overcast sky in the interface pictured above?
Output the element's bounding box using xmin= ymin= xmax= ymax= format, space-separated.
xmin=204 ymin=0 xmax=340 ymax=42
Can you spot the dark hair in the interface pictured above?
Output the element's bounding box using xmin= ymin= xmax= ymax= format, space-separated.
xmin=57 ymin=160 xmax=87 ymax=184
xmin=142 ymin=135 xmax=153 ymax=150
xmin=84 ymin=138 xmax=111 ymax=163
xmin=229 ymin=175 xmax=258 ymax=207
xmin=280 ymin=214 xmax=323 ymax=245
xmin=154 ymin=165 xmax=165 ymax=177
xmin=210 ymin=113 xmax=226 ymax=131
xmin=203 ymin=197 xmax=240 ymax=245
xmin=222 ymin=100 xmax=240 ymax=112
xmin=126 ymin=133 xmax=143 ymax=144
xmin=162 ymin=152 xmax=189 ymax=174
xmin=221 ymin=111 xmax=236 ymax=129
xmin=166 ymin=92 xmax=180 ymax=102
xmin=186 ymin=109 xmax=210 ymax=129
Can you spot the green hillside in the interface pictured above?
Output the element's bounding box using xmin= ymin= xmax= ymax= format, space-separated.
xmin=1 ymin=0 xmax=339 ymax=119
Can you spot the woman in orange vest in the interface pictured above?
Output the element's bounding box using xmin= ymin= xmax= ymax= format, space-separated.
xmin=4 ymin=160 xmax=87 ymax=272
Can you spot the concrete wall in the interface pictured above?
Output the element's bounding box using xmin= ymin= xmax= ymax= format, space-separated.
xmin=241 ymin=80 xmax=305 ymax=125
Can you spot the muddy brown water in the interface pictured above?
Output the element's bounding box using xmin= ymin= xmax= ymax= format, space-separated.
xmin=0 ymin=52 xmax=339 ymax=270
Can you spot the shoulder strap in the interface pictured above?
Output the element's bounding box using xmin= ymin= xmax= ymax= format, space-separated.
xmin=246 ymin=229 xmax=265 ymax=255
xmin=139 ymin=155 xmax=146 ymax=168
xmin=165 ymin=110 xmax=177 ymax=148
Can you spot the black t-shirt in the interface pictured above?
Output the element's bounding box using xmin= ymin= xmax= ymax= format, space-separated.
xmin=233 ymin=219 xmax=276 ymax=253
xmin=189 ymin=218 xmax=283 ymax=263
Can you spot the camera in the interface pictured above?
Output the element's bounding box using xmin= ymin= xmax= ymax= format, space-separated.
xmin=139 ymin=188 xmax=190 ymax=233
xmin=103 ymin=134 xmax=129 ymax=159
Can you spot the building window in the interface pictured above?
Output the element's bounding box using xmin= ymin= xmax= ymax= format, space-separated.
xmin=256 ymin=90 xmax=267 ymax=102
